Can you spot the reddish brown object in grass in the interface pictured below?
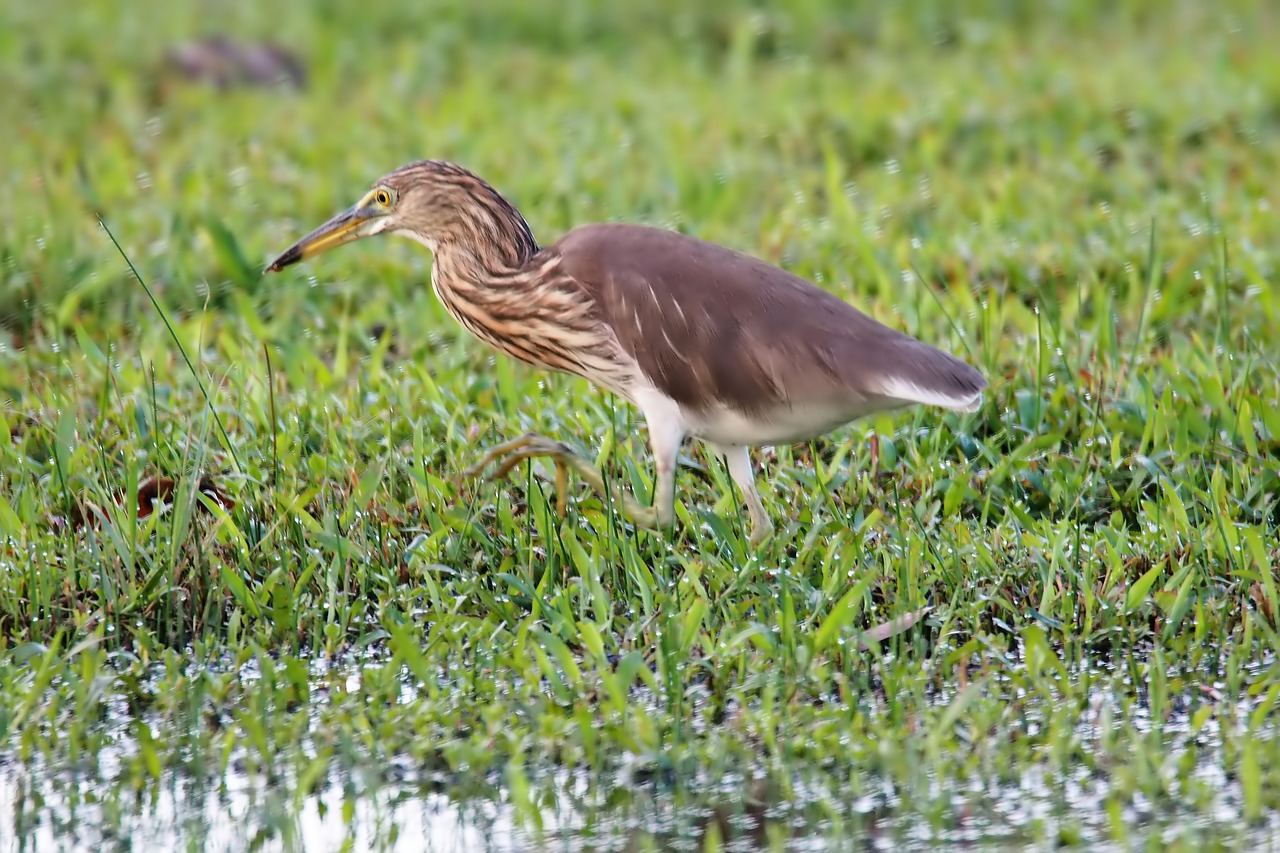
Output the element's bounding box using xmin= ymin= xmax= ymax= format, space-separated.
xmin=53 ymin=474 xmax=234 ymax=531
xmin=136 ymin=474 xmax=234 ymax=518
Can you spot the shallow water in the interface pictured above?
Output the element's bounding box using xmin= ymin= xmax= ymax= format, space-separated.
xmin=1 ymin=768 xmax=531 ymax=852
xmin=7 ymin=750 xmax=1274 ymax=853
xmin=3 ymin=654 xmax=1277 ymax=852
xmin=0 ymin=757 xmax=806 ymax=852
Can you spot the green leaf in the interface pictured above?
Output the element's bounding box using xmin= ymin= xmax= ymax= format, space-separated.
xmin=386 ymin=615 xmax=435 ymax=686
xmin=204 ymin=218 xmax=260 ymax=288
xmin=9 ymin=642 xmax=49 ymax=664
xmin=535 ymin=628 xmax=582 ymax=686
xmin=942 ymin=477 xmax=968 ymax=517
xmin=347 ymin=461 xmax=386 ymax=521
xmin=1241 ymin=743 xmax=1262 ymax=823
xmin=677 ymin=597 xmax=708 ymax=659
xmin=529 ymin=638 xmax=568 ymax=699
xmin=0 ymin=494 xmax=23 ymax=538
xmin=604 ymin=650 xmax=656 ymax=712
xmin=1125 ymin=563 xmax=1163 ymax=613
xmin=813 ymin=572 xmax=875 ymax=652
xmin=1160 ymin=569 xmax=1199 ymax=641
xmin=927 ymin=683 xmax=982 ymax=755
xmin=220 ymin=563 xmax=261 ymax=618
xmin=577 ymin=620 xmax=607 ymax=665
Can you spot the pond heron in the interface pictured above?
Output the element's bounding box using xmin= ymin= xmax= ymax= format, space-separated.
xmin=267 ymin=160 xmax=986 ymax=545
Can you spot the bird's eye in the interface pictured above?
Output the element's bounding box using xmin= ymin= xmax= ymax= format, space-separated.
xmin=374 ymin=189 xmax=392 ymax=206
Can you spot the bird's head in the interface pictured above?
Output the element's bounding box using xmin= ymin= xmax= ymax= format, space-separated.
xmin=265 ymin=160 xmax=538 ymax=273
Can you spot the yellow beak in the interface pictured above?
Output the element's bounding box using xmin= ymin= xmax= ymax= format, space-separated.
xmin=266 ymin=206 xmax=380 ymax=272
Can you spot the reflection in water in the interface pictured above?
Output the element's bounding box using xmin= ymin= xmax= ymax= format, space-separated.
xmin=0 ymin=747 xmax=843 ymax=852
xmin=2 ymin=760 xmax=533 ymax=852
xmin=3 ymin=653 xmax=1277 ymax=852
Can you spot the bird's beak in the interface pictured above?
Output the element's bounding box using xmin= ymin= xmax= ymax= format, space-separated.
xmin=265 ymin=205 xmax=381 ymax=272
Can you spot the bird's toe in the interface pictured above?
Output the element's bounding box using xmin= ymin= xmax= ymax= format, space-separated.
xmin=748 ymin=521 xmax=775 ymax=548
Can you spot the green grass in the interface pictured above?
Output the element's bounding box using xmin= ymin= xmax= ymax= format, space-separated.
xmin=2 ymin=0 xmax=1280 ymax=849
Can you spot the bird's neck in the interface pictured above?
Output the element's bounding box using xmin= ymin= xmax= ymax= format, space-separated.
xmin=426 ymin=204 xmax=543 ymax=349
xmin=433 ymin=242 xmax=527 ymax=286
xmin=435 ymin=195 xmax=540 ymax=280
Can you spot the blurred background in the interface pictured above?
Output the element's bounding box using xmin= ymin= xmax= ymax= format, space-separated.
xmin=1 ymin=0 xmax=1275 ymax=347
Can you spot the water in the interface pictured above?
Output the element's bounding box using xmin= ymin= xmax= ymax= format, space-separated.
xmin=1 ymin=757 xmax=809 ymax=852
xmin=3 ymin=742 xmax=1274 ymax=851
xmin=1 ymin=761 xmax=529 ymax=852
xmin=3 ymin=653 xmax=1277 ymax=852
xmin=9 ymin=745 xmax=1275 ymax=852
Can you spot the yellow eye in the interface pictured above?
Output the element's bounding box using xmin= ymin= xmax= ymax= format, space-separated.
xmin=374 ymin=188 xmax=391 ymax=206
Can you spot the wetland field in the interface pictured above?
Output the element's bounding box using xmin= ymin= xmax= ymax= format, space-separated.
xmin=1 ymin=0 xmax=1279 ymax=850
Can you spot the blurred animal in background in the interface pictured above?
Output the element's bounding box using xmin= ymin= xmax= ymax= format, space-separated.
xmin=152 ymin=36 xmax=306 ymax=102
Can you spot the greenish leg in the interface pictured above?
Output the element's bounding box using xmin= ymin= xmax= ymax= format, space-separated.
xmin=464 ymin=433 xmax=662 ymax=531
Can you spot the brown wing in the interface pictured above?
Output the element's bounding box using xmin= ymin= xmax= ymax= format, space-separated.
xmin=545 ymin=222 xmax=985 ymax=416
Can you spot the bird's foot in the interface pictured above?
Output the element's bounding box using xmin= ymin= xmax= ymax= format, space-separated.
xmin=464 ymin=433 xmax=573 ymax=514
xmin=465 ymin=432 xmax=658 ymax=529
xmin=747 ymin=517 xmax=776 ymax=548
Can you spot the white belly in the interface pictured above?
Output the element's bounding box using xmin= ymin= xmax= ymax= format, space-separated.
xmin=684 ymin=397 xmax=906 ymax=446
xmin=624 ymin=375 xmax=907 ymax=449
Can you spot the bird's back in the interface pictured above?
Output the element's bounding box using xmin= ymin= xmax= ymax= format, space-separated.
xmin=544 ymin=223 xmax=985 ymax=429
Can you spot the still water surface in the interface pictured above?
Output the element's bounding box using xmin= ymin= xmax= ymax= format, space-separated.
xmin=2 ymin=656 xmax=1275 ymax=852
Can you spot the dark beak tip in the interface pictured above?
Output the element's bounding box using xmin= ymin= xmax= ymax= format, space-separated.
xmin=265 ymin=247 xmax=302 ymax=273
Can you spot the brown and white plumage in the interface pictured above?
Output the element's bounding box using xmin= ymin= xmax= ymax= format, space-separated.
xmin=267 ymin=159 xmax=987 ymax=545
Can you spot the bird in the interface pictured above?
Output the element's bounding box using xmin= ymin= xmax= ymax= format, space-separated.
xmin=265 ymin=159 xmax=987 ymax=546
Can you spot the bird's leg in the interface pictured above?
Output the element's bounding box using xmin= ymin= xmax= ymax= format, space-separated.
xmin=464 ymin=433 xmax=568 ymax=512
xmin=645 ymin=418 xmax=687 ymax=532
xmin=708 ymin=442 xmax=775 ymax=547
xmin=464 ymin=433 xmax=660 ymax=530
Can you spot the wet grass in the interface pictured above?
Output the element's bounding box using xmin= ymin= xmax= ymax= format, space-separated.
xmin=2 ymin=0 xmax=1280 ymax=849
